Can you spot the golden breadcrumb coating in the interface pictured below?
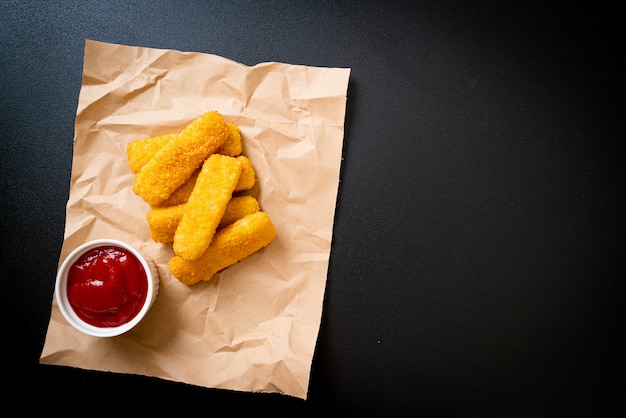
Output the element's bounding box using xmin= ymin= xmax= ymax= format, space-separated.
xmin=153 ymin=156 xmax=256 ymax=208
xmin=126 ymin=121 xmax=242 ymax=174
xmin=169 ymin=211 xmax=276 ymax=285
xmin=147 ymin=196 xmax=260 ymax=244
xmin=172 ymin=154 xmax=241 ymax=260
xmin=217 ymin=123 xmax=243 ymax=157
xmin=156 ymin=169 xmax=200 ymax=207
xmin=233 ymin=155 xmax=257 ymax=192
xmin=127 ymin=133 xmax=177 ymax=174
xmin=132 ymin=111 xmax=229 ymax=206
xmin=218 ymin=195 xmax=260 ymax=229
xmin=146 ymin=203 xmax=187 ymax=243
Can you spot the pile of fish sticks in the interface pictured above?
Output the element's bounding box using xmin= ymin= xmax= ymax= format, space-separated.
xmin=127 ymin=111 xmax=276 ymax=285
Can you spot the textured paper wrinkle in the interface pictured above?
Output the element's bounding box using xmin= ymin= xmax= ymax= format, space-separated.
xmin=40 ymin=39 xmax=350 ymax=400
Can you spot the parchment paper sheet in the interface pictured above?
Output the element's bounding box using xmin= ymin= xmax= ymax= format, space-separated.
xmin=40 ymin=40 xmax=350 ymax=399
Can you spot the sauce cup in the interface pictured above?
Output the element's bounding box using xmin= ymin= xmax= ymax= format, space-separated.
xmin=55 ymin=239 xmax=159 ymax=337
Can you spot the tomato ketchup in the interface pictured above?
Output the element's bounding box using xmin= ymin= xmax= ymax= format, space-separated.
xmin=67 ymin=245 xmax=148 ymax=328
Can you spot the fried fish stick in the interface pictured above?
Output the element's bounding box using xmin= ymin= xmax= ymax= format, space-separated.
xmin=173 ymin=154 xmax=241 ymax=260
xmin=156 ymin=156 xmax=255 ymax=207
xmin=217 ymin=123 xmax=243 ymax=157
xmin=133 ymin=111 xmax=229 ymax=206
xmin=169 ymin=211 xmax=276 ymax=285
xmin=218 ymin=195 xmax=260 ymax=229
xmin=126 ymin=133 xmax=177 ymax=174
xmin=234 ymin=155 xmax=256 ymax=192
xmin=156 ymin=169 xmax=200 ymax=207
xmin=147 ymin=196 xmax=261 ymax=243
xmin=146 ymin=203 xmax=187 ymax=243
xmin=127 ymin=122 xmax=242 ymax=175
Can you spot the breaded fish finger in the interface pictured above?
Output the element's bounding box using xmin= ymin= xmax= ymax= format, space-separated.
xmin=217 ymin=123 xmax=243 ymax=157
xmin=218 ymin=195 xmax=260 ymax=229
xmin=173 ymin=154 xmax=241 ymax=260
xmin=154 ymin=156 xmax=255 ymax=208
xmin=127 ymin=122 xmax=242 ymax=175
xmin=147 ymin=196 xmax=260 ymax=243
xmin=133 ymin=111 xmax=229 ymax=206
xmin=156 ymin=169 xmax=200 ymax=207
xmin=169 ymin=211 xmax=277 ymax=285
xmin=146 ymin=203 xmax=187 ymax=243
xmin=234 ymin=155 xmax=257 ymax=192
xmin=126 ymin=133 xmax=177 ymax=174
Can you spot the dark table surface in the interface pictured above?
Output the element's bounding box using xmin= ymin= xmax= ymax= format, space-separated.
xmin=2 ymin=1 xmax=622 ymax=415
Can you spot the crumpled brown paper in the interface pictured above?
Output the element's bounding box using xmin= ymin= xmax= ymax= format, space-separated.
xmin=39 ymin=40 xmax=350 ymax=399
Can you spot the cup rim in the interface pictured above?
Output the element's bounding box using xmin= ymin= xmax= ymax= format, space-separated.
xmin=55 ymin=239 xmax=157 ymax=337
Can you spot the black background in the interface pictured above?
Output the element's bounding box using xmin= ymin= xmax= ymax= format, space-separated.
xmin=1 ymin=1 xmax=623 ymax=416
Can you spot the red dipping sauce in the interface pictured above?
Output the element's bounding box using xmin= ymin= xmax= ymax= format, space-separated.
xmin=67 ymin=245 xmax=148 ymax=328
